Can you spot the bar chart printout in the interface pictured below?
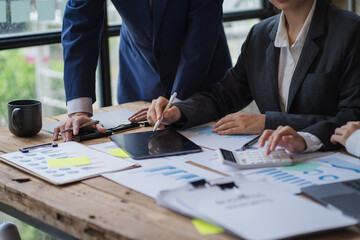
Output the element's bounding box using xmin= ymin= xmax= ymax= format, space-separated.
xmin=103 ymin=162 xmax=222 ymax=198
xmin=243 ymin=153 xmax=360 ymax=194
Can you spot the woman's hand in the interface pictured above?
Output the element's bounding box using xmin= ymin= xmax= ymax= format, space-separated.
xmin=331 ymin=121 xmax=360 ymax=146
xmin=258 ymin=126 xmax=307 ymax=154
xmin=212 ymin=111 xmax=265 ymax=135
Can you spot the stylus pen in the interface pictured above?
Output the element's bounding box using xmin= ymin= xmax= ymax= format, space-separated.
xmin=240 ymin=134 xmax=262 ymax=151
xmin=153 ymin=92 xmax=177 ymax=131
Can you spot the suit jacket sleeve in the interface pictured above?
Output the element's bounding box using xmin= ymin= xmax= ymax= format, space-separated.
xmin=265 ymin=21 xmax=360 ymax=150
xmin=171 ymin=0 xmax=230 ymax=100
xmin=62 ymin=0 xmax=105 ymax=103
xmin=174 ymin=27 xmax=255 ymax=128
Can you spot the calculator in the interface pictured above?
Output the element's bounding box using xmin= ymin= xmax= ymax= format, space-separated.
xmin=217 ymin=148 xmax=293 ymax=170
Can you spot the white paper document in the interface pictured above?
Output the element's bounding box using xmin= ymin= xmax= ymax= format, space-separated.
xmin=180 ymin=122 xmax=257 ymax=151
xmin=102 ymin=161 xmax=223 ymax=198
xmin=157 ymin=176 xmax=357 ymax=240
xmin=0 ymin=142 xmax=136 ymax=185
xmin=243 ymin=152 xmax=360 ymax=194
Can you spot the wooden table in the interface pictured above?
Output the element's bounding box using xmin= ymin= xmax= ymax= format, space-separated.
xmin=0 ymin=101 xmax=359 ymax=240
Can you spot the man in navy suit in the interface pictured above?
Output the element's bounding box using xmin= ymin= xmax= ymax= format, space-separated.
xmin=54 ymin=0 xmax=231 ymax=141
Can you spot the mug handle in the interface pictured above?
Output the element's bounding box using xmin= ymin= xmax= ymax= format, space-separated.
xmin=11 ymin=108 xmax=22 ymax=130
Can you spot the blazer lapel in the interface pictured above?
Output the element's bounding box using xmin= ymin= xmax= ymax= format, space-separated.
xmin=286 ymin=40 xmax=319 ymax=112
xmin=286 ymin=0 xmax=327 ymax=112
xmin=152 ymin=0 xmax=168 ymax=44
xmin=266 ymin=44 xmax=282 ymax=111
xmin=266 ymin=16 xmax=282 ymax=111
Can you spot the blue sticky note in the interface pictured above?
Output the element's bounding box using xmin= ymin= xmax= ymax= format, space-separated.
xmin=0 ymin=2 xmax=6 ymax=22
xmin=37 ymin=0 xmax=55 ymax=21
xmin=11 ymin=1 xmax=30 ymax=23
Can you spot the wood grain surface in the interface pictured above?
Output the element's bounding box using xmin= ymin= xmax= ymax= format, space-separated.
xmin=0 ymin=101 xmax=359 ymax=240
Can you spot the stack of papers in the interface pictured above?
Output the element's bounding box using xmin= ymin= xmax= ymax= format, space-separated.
xmin=157 ymin=176 xmax=357 ymax=239
xmin=0 ymin=142 xmax=136 ymax=185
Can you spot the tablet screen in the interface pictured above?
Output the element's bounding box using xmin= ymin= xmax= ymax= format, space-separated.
xmin=110 ymin=129 xmax=202 ymax=160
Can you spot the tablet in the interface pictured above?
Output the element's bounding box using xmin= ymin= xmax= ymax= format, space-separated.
xmin=110 ymin=129 xmax=202 ymax=160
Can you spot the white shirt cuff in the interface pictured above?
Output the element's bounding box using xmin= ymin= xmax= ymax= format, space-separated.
xmin=67 ymin=97 xmax=93 ymax=117
xmin=345 ymin=129 xmax=360 ymax=158
xmin=173 ymin=97 xmax=182 ymax=103
xmin=298 ymin=132 xmax=323 ymax=153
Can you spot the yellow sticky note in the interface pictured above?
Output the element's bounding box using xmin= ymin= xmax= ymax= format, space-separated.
xmin=47 ymin=156 xmax=91 ymax=168
xmin=108 ymin=148 xmax=130 ymax=158
xmin=192 ymin=219 xmax=224 ymax=235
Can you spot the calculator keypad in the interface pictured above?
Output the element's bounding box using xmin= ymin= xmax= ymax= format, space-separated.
xmin=234 ymin=149 xmax=292 ymax=169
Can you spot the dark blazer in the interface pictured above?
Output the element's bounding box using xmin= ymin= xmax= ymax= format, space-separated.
xmin=175 ymin=0 xmax=360 ymax=150
xmin=62 ymin=0 xmax=231 ymax=104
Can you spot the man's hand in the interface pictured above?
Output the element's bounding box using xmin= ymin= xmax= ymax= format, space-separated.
xmin=331 ymin=121 xmax=360 ymax=146
xmin=147 ymin=96 xmax=181 ymax=129
xmin=128 ymin=108 xmax=148 ymax=122
xmin=212 ymin=111 xmax=265 ymax=135
xmin=258 ymin=126 xmax=307 ymax=154
xmin=53 ymin=112 xmax=106 ymax=142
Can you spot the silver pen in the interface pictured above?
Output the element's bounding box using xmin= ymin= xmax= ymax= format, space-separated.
xmin=153 ymin=92 xmax=177 ymax=131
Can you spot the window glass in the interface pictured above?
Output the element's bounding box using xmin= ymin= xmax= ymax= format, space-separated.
xmin=224 ymin=19 xmax=260 ymax=113
xmin=0 ymin=0 xmax=65 ymax=37
xmin=0 ymin=43 xmax=67 ymax=127
xmin=0 ymin=212 xmax=56 ymax=240
xmin=107 ymin=0 xmax=122 ymax=26
xmin=223 ymin=0 xmax=262 ymax=13
xmin=224 ymin=19 xmax=260 ymax=63
xmin=108 ymin=36 xmax=120 ymax=105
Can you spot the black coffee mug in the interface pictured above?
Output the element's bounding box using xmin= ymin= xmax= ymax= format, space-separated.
xmin=7 ymin=100 xmax=42 ymax=137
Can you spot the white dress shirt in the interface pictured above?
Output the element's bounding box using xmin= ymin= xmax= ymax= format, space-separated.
xmin=345 ymin=130 xmax=360 ymax=158
xmin=274 ymin=0 xmax=322 ymax=152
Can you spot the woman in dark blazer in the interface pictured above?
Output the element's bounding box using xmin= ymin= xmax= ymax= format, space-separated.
xmin=147 ymin=0 xmax=360 ymax=152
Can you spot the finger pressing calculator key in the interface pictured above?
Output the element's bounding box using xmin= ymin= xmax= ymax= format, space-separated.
xmin=217 ymin=148 xmax=293 ymax=170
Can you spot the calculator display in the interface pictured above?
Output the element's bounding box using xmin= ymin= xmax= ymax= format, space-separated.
xmin=220 ymin=148 xmax=236 ymax=163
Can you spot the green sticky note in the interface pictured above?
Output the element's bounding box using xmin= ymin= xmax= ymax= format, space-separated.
xmin=192 ymin=219 xmax=224 ymax=235
xmin=108 ymin=148 xmax=131 ymax=158
xmin=11 ymin=1 xmax=30 ymax=23
xmin=47 ymin=156 xmax=91 ymax=168
xmin=0 ymin=2 xmax=6 ymax=22
xmin=37 ymin=0 xmax=55 ymax=21
xmin=282 ymin=162 xmax=321 ymax=172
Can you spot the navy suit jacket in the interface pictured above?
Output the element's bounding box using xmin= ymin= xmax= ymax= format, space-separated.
xmin=175 ymin=0 xmax=360 ymax=150
xmin=62 ymin=0 xmax=231 ymax=104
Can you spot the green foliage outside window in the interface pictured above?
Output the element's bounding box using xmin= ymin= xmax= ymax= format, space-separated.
xmin=0 ymin=49 xmax=37 ymax=126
